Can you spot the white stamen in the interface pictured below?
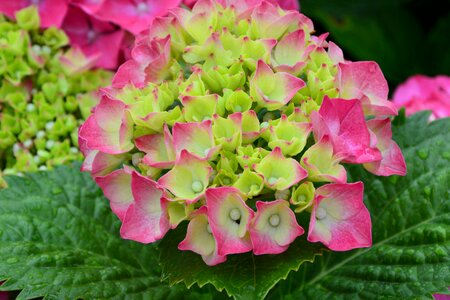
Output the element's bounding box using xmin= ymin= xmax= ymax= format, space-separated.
xmin=191 ymin=180 xmax=203 ymax=193
xmin=316 ymin=207 xmax=327 ymax=220
xmin=229 ymin=208 xmax=241 ymax=221
xmin=13 ymin=143 xmax=21 ymax=154
xmin=36 ymin=130 xmax=45 ymax=139
xmin=70 ymin=147 xmax=79 ymax=154
xmin=41 ymin=46 xmax=51 ymax=54
xmin=45 ymin=121 xmax=55 ymax=131
xmin=31 ymin=45 xmax=41 ymax=53
xmin=269 ymin=214 xmax=280 ymax=227
xmin=297 ymin=195 xmax=306 ymax=203
xmin=268 ymin=177 xmax=277 ymax=185
xmin=46 ymin=140 xmax=55 ymax=150
xmin=206 ymin=224 xmax=212 ymax=234
xmin=23 ymin=139 xmax=33 ymax=148
xmin=87 ymin=30 xmax=96 ymax=42
xmin=26 ymin=103 xmax=35 ymax=112
xmin=137 ymin=2 xmax=148 ymax=13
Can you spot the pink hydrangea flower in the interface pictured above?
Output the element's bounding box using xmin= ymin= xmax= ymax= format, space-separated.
xmin=178 ymin=206 xmax=227 ymax=266
xmin=337 ymin=61 xmax=398 ymax=116
xmin=94 ymin=0 xmax=182 ymax=35
xmin=120 ymin=171 xmax=170 ymax=243
xmin=393 ymin=75 xmax=450 ymax=120
xmin=71 ymin=0 xmax=105 ymax=15
xmin=311 ymin=96 xmax=381 ymax=164
xmin=79 ymin=0 xmax=407 ymax=265
xmin=112 ymin=35 xmax=171 ymax=88
xmin=0 ymin=0 xmax=69 ymax=28
xmin=62 ymin=6 xmax=125 ymax=69
xmin=249 ymin=200 xmax=304 ymax=255
xmin=78 ymin=95 xmax=134 ymax=155
xmin=95 ymin=167 xmax=133 ymax=221
xmin=205 ymin=187 xmax=254 ymax=256
xmin=308 ymin=182 xmax=372 ymax=251
xmin=363 ymin=118 xmax=407 ymax=176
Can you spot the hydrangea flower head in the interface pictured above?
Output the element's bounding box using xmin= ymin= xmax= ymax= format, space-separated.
xmin=0 ymin=7 xmax=112 ymax=180
xmin=80 ymin=0 xmax=406 ymax=265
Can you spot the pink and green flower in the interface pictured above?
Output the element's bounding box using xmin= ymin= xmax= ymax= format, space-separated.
xmin=79 ymin=0 xmax=406 ymax=265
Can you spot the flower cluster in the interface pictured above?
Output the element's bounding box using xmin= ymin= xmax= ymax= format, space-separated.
xmin=393 ymin=75 xmax=450 ymax=120
xmin=0 ymin=7 xmax=112 ymax=182
xmin=0 ymin=1 xmax=183 ymax=69
xmin=79 ymin=0 xmax=406 ymax=265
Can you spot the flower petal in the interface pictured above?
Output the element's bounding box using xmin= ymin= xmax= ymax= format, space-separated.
xmin=120 ymin=171 xmax=170 ymax=243
xmin=78 ymin=95 xmax=134 ymax=154
xmin=308 ymin=182 xmax=372 ymax=251
xmin=206 ymin=187 xmax=254 ymax=256
xmin=135 ymin=124 xmax=176 ymax=168
xmin=95 ymin=167 xmax=133 ymax=221
xmin=337 ymin=61 xmax=397 ymax=116
xmin=311 ymin=96 xmax=381 ymax=164
xmin=254 ymin=147 xmax=307 ymax=190
xmin=172 ymin=120 xmax=220 ymax=159
xmin=178 ymin=206 xmax=227 ymax=266
xmin=158 ymin=150 xmax=212 ymax=203
xmin=250 ymin=60 xmax=305 ymax=111
xmin=301 ymin=135 xmax=347 ymax=183
xmin=250 ymin=200 xmax=304 ymax=255
xmin=363 ymin=118 xmax=407 ymax=176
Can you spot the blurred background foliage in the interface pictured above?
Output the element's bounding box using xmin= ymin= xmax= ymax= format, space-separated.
xmin=300 ymin=0 xmax=450 ymax=93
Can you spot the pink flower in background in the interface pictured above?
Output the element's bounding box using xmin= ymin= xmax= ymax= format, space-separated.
xmin=62 ymin=6 xmax=124 ymax=69
xmin=433 ymin=293 xmax=450 ymax=300
xmin=393 ymin=75 xmax=450 ymax=120
xmin=0 ymin=0 xmax=69 ymax=28
xmin=71 ymin=0 xmax=105 ymax=14
xmin=94 ymin=0 xmax=182 ymax=35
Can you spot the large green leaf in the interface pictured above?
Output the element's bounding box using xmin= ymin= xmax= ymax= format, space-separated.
xmin=268 ymin=112 xmax=450 ymax=299
xmin=159 ymin=223 xmax=323 ymax=300
xmin=0 ymin=164 xmax=213 ymax=299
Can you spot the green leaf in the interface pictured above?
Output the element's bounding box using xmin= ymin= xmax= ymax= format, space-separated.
xmin=0 ymin=164 xmax=210 ymax=299
xmin=268 ymin=113 xmax=450 ymax=299
xmin=159 ymin=222 xmax=323 ymax=300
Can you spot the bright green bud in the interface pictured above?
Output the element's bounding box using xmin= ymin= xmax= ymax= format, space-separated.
xmin=1 ymin=114 xmax=21 ymax=135
xmin=236 ymin=145 xmax=269 ymax=169
xmin=5 ymin=58 xmax=33 ymax=85
xmin=5 ymin=91 xmax=27 ymax=112
xmin=224 ymin=89 xmax=253 ymax=113
xmin=0 ymin=131 xmax=16 ymax=149
xmin=212 ymin=114 xmax=242 ymax=151
xmin=233 ymin=168 xmax=264 ymax=198
xmin=42 ymin=27 xmax=68 ymax=49
xmin=267 ymin=115 xmax=312 ymax=156
xmin=290 ymin=181 xmax=315 ymax=213
xmin=15 ymin=6 xmax=40 ymax=30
